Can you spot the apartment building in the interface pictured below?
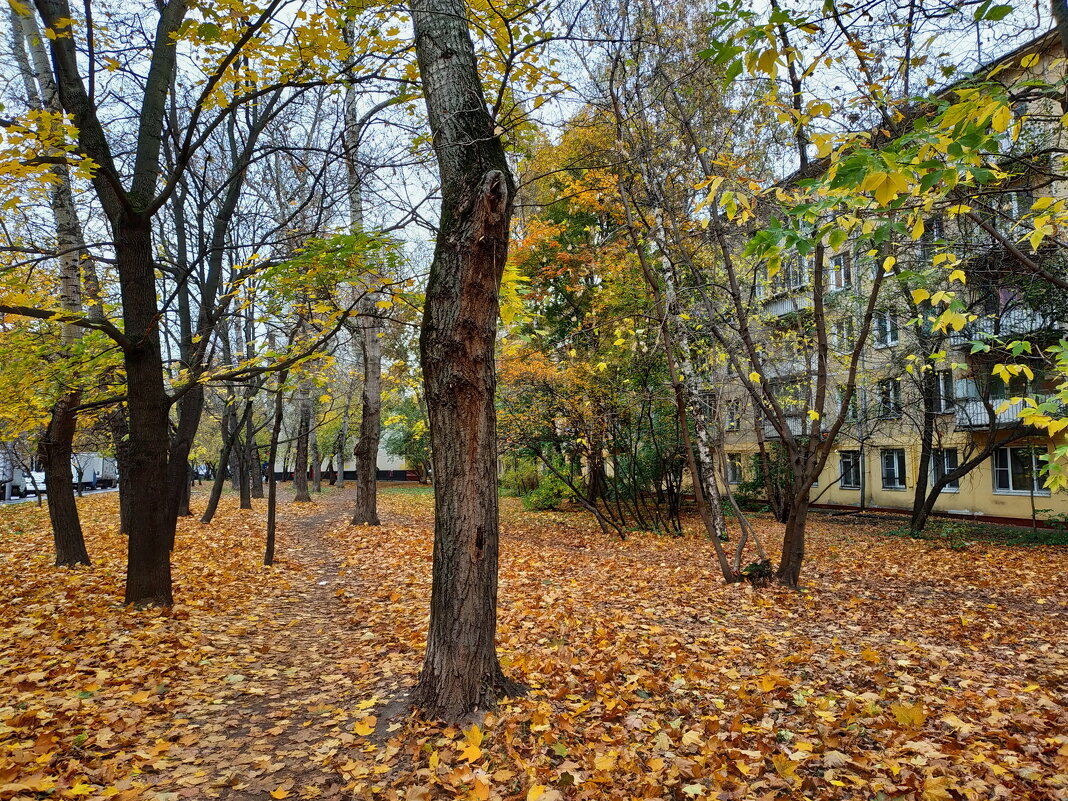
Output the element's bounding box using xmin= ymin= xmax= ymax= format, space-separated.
xmin=719 ymin=31 xmax=1068 ymax=526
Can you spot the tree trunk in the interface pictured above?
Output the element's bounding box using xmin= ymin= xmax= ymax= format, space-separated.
xmin=248 ymin=410 xmax=264 ymax=499
xmin=352 ymin=304 xmax=381 ymax=525
xmin=11 ymin=8 xmax=92 ymax=565
xmin=293 ymin=383 xmax=312 ymax=503
xmin=201 ymin=400 xmax=253 ymax=524
xmin=117 ymin=220 xmax=173 ymax=606
xmin=110 ymin=405 xmax=133 ymax=536
xmin=409 ymin=0 xmax=524 ymax=720
xmin=910 ymin=370 xmax=936 ymax=532
xmin=310 ymin=423 xmax=322 ymax=493
xmin=776 ymin=494 xmax=809 ymax=587
xmin=39 ymin=392 xmax=90 ymax=566
xmin=264 ymin=371 xmax=288 ymax=566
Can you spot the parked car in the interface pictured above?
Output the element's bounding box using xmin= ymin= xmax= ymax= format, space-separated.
xmin=27 ymin=470 xmax=47 ymax=495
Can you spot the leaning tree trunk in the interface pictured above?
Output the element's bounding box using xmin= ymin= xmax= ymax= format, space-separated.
xmin=351 ymin=303 xmax=382 ymax=525
xmin=39 ymin=392 xmax=89 ymax=566
xmin=409 ymin=0 xmax=524 ymax=720
xmin=293 ymin=382 xmax=312 ymax=503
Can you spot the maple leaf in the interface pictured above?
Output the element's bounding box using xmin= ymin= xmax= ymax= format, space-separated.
xmin=353 ymin=716 xmax=376 ymax=736
xmin=891 ymin=702 xmax=928 ymax=729
xmin=270 ymin=787 xmax=291 ymax=800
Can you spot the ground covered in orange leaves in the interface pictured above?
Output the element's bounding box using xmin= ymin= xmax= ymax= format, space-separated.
xmin=1 ymin=486 xmax=1066 ymax=801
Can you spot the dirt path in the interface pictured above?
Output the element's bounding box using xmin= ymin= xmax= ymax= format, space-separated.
xmin=154 ymin=491 xmax=373 ymax=801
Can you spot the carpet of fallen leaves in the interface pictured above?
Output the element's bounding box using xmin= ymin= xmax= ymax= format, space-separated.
xmin=1 ymin=486 xmax=1066 ymax=801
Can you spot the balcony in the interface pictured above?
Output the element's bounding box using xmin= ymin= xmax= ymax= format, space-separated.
xmin=949 ymin=308 xmax=1063 ymax=345
xmin=762 ymin=415 xmax=813 ymax=440
xmin=762 ymin=293 xmax=813 ymax=318
xmin=954 ymin=395 xmax=1053 ymax=430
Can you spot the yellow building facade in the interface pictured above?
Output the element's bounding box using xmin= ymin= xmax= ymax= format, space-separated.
xmin=719 ymin=31 xmax=1067 ymax=526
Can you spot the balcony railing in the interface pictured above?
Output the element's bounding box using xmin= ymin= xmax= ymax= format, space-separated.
xmin=954 ymin=395 xmax=1052 ymax=429
xmin=762 ymin=293 xmax=813 ymax=318
xmin=949 ymin=308 xmax=1062 ymax=344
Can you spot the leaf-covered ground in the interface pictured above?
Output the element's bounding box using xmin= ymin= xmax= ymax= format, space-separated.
xmin=1 ymin=487 xmax=1066 ymax=800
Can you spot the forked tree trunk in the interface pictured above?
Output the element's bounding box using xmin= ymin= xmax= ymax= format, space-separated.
xmin=39 ymin=392 xmax=89 ymax=566
xmin=352 ymin=304 xmax=381 ymax=525
xmin=409 ymin=0 xmax=524 ymax=720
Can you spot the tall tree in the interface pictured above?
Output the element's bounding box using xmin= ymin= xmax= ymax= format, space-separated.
xmin=409 ymin=0 xmax=524 ymax=719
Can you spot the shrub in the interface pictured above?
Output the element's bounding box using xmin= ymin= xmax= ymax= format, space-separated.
xmin=500 ymin=463 xmax=540 ymax=496
xmin=521 ymin=471 xmax=570 ymax=511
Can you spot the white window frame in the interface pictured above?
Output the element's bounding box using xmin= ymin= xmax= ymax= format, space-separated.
xmin=931 ymin=448 xmax=960 ymax=492
xmin=881 ymin=448 xmax=907 ymax=490
xmin=873 ymin=310 xmax=899 ymax=348
xmin=828 ymin=253 xmax=851 ymax=291
xmin=992 ymin=446 xmax=1050 ymax=496
xmin=839 ymin=450 xmax=862 ymax=490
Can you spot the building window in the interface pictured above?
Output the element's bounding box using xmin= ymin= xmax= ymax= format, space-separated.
xmin=828 ymin=253 xmax=851 ymax=291
xmin=838 ymin=385 xmax=860 ymax=421
xmin=992 ymin=446 xmax=1050 ymax=495
xmin=840 ymin=450 xmax=862 ymax=490
xmin=783 ymin=256 xmax=809 ymax=290
xmin=877 ymin=378 xmax=902 ymax=418
xmin=932 ymin=448 xmax=960 ymax=491
xmin=881 ymin=448 xmax=907 ymax=489
xmin=873 ymin=311 xmax=899 ymax=347
xmin=832 ymin=319 xmax=856 ymax=352
xmin=725 ymin=400 xmax=742 ymax=431
xmin=919 ymin=216 xmax=945 ymax=264
xmin=726 ymin=453 xmax=743 ymax=484
xmin=934 ymin=370 xmax=955 ymax=413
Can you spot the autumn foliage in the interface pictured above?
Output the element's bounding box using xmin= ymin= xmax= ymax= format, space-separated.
xmin=2 ymin=488 xmax=1065 ymax=799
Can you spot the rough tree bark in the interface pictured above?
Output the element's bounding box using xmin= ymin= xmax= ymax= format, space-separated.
xmin=293 ymin=381 xmax=312 ymax=503
xmin=264 ymin=371 xmax=288 ymax=566
xmin=409 ymin=0 xmax=524 ymax=720
xmin=351 ymin=302 xmax=382 ymax=525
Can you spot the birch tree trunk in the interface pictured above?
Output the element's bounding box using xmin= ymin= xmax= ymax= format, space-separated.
xmin=11 ymin=6 xmax=90 ymax=566
xmin=409 ymin=0 xmax=524 ymax=720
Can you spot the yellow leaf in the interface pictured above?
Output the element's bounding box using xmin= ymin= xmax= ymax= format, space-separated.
xmin=270 ymin=788 xmax=291 ymax=800
xmin=527 ymin=785 xmax=547 ymax=801
xmin=947 ymin=269 xmax=966 ymax=285
xmin=749 ymin=371 xmax=761 ymax=384
xmin=991 ymin=104 xmax=1011 ymax=133
xmin=353 ymin=715 xmax=376 ymax=736
xmin=912 ymin=289 xmax=931 ymax=304
xmin=594 ymin=751 xmax=617 ymax=771
xmin=460 ymin=743 xmax=482 ymax=762
xmin=1021 ymin=52 xmax=1040 ymax=68
xmin=465 ymin=724 xmax=484 ymax=747
xmin=882 ymin=256 xmax=896 ymax=272
xmin=890 ymin=702 xmax=928 ymax=729
xmin=68 ymin=782 xmax=94 ymax=796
